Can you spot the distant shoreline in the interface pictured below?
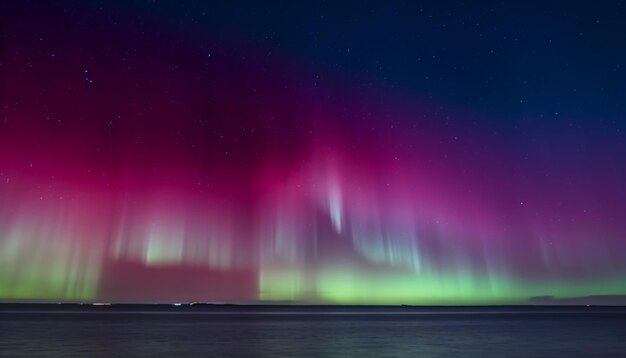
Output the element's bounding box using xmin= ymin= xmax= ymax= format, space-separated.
xmin=2 ymin=303 xmax=625 ymax=313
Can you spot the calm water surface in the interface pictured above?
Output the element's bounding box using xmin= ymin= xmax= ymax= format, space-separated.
xmin=1 ymin=307 xmax=625 ymax=357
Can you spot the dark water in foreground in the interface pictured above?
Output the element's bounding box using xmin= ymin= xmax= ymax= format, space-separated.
xmin=1 ymin=306 xmax=625 ymax=357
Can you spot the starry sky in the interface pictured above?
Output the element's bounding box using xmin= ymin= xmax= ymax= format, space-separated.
xmin=1 ymin=1 xmax=626 ymax=304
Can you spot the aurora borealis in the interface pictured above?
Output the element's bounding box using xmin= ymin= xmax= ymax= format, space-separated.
xmin=1 ymin=1 xmax=626 ymax=304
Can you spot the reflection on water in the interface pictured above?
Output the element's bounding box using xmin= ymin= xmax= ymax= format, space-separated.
xmin=1 ymin=308 xmax=625 ymax=357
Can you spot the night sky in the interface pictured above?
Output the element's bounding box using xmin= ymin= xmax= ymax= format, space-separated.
xmin=1 ymin=1 xmax=626 ymax=304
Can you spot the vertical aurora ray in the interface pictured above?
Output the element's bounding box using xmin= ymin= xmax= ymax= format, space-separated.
xmin=0 ymin=193 xmax=104 ymax=300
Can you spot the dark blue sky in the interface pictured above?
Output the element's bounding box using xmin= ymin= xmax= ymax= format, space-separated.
xmin=95 ymin=1 xmax=626 ymax=122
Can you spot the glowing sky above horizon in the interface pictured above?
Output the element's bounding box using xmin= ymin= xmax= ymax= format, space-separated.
xmin=2 ymin=1 xmax=626 ymax=304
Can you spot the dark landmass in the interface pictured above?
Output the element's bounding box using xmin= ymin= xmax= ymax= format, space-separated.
xmin=1 ymin=302 xmax=625 ymax=314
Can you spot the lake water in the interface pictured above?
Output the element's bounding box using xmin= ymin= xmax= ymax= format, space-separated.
xmin=1 ymin=307 xmax=625 ymax=357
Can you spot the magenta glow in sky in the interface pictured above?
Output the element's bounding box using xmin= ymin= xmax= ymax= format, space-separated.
xmin=1 ymin=2 xmax=626 ymax=304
